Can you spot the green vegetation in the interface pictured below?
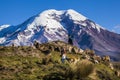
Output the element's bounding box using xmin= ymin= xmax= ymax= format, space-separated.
xmin=0 ymin=41 xmax=120 ymax=80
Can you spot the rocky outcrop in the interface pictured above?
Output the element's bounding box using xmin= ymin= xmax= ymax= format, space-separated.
xmin=33 ymin=41 xmax=114 ymax=69
xmin=102 ymin=56 xmax=110 ymax=62
xmin=34 ymin=41 xmax=84 ymax=54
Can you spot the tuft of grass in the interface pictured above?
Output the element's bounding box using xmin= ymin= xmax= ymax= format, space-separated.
xmin=112 ymin=62 xmax=120 ymax=70
xmin=64 ymin=60 xmax=95 ymax=80
xmin=95 ymin=63 xmax=120 ymax=80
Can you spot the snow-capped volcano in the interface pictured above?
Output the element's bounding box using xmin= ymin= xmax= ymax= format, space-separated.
xmin=0 ymin=9 xmax=120 ymax=61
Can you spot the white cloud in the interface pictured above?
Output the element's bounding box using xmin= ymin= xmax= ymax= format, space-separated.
xmin=114 ymin=25 xmax=120 ymax=29
xmin=112 ymin=25 xmax=120 ymax=34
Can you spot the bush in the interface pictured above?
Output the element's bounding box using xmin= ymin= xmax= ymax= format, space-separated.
xmin=112 ymin=62 xmax=120 ymax=70
xmin=97 ymin=69 xmax=119 ymax=80
xmin=65 ymin=60 xmax=94 ymax=80
xmin=65 ymin=64 xmax=76 ymax=80
xmin=41 ymin=57 xmax=50 ymax=65
xmin=76 ymin=60 xmax=94 ymax=79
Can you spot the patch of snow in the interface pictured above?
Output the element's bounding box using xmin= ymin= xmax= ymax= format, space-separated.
xmin=81 ymin=23 xmax=87 ymax=27
xmin=78 ymin=29 xmax=82 ymax=35
xmin=95 ymin=24 xmax=101 ymax=32
xmin=90 ymin=22 xmax=96 ymax=29
xmin=66 ymin=9 xmax=87 ymax=21
xmin=0 ymin=25 xmax=10 ymax=31
xmin=96 ymin=24 xmax=106 ymax=32
xmin=0 ymin=37 xmax=6 ymax=44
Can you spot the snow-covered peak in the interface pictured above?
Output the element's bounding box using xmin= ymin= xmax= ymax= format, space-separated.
xmin=0 ymin=25 xmax=10 ymax=31
xmin=37 ymin=9 xmax=64 ymax=27
xmin=65 ymin=9 xmax=87 ymax=21
xmin=25 ymin=9 xmax=65 ymax=30
xmin=40 ymin=9 xmax=65 ymax=16
xmin=26 ymin=9 xmax=87 ymax=29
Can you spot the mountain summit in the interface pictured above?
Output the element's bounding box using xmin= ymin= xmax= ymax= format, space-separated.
xmin=0 ymin=9 xmax=120 ymax=61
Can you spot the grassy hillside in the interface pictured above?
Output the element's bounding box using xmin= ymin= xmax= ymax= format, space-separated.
xmin=0 ymin=41 xmax=120 ymax=80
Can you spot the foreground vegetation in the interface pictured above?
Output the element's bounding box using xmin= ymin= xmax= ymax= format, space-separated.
xmin=0 ymin=41 xmax=120 ymax=80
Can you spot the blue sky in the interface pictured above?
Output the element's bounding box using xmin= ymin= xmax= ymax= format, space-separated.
xmin=0 ymin=0 xmax=120 ymax=34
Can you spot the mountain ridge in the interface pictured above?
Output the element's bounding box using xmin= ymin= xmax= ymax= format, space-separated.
xmin=0 ymin=9 xmax=120 ymax=61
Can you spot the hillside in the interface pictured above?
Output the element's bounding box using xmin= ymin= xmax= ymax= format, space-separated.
xmin=0 ymin=41 xmax=120 ymax=80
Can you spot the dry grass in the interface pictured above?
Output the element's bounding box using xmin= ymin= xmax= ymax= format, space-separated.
xmin=65 ymin=60 xmax=95 ymax=80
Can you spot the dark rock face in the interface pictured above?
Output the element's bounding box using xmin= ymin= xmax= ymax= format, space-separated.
xmin=76 ymin=26 xmax=120 ymax=61
xmin=61 ymin=18 xmax=120 ymax=61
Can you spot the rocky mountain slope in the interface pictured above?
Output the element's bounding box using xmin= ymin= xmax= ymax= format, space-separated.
xmin=0 ymin=9 xmax=120 ymax=61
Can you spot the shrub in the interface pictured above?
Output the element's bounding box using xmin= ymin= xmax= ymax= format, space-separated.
xmin=41 ymin=57 xmax=50 ymax=65
xmin=112 ymin=62 xmax=120 ymax=70
xmin=65 ymin=60 xmax=94 ymax=80
xmin=97 ymin=69 xmax=119 ymax=80
xmin=76 ymin=60 xmax=94 ymax=79
xmin=65 ymin=64 xmax=76 ymax=80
